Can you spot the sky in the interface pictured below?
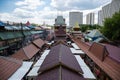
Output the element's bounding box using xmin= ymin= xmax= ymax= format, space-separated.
xmin=0 ymin=0 xmax=112 ymax=26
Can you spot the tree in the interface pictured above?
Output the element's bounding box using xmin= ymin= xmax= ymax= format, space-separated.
xmin=80 ymin=24 xmax=101 ymax=32
xmin=31 ymin=23 xmax=39 ymax=26
xmin=101 ymin=11 xmax=120 ymax=41
xmin=79 ymin=24 xmax=88 ymax=32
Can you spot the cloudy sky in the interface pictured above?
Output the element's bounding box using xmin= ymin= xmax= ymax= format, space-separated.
xmin=0 ymin=0 xmax=111 ymax=25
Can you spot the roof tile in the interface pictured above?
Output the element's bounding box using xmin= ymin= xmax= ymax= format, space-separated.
xmin=0 ymin=56 xmax=22 ymax=80
xmin=11 ymin=44 xmax=39 ymax=60
xmin=89 ymin=42 xmax=108 ymax=61
xmin=105 ymin=44 xmax=120 ymax=63
xmin=37 ymin=67 xmax=85 ymax=80
xmin=32 ymin=38 xmax=45 ymax=48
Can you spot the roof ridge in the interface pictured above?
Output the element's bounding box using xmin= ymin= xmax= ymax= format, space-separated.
xmin=23 ymin=47 xmax=29 ymax=59
xmin=32 ymin=38 xmax=45 ymax=48
xmin=39 ymin=44 xmax=83 ymax=75
xmin=32 ymin=42 xmax=40 ymax=48
xmin=59 ymin=44 xmax=62 ymax=62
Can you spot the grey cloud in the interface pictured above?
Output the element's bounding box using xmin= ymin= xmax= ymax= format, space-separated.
xmin=13 ymin=8 xmax=35 ymax=19
xmin=50 ymin=0 xmax=111 ymax=11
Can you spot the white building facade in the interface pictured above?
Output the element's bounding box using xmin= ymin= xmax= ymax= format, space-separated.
xmin=98 ymin=0 xmax=120 ymax=26
xmin=86 ymin=13 xmax=95 ymax=25
xmin=69 ymin=12 xmax=83 ymax=27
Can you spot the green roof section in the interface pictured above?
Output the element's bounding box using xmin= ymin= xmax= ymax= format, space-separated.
xmin=30 ymin=30 xmax=43 ymax=34
xmin=0 ymin=30 xmax=43 ymax=40
xmin=0 ymin=31 xmax=24 ymax=40
xmin=54 ymin=16 xmax=66 ymax=25
xmin=23 ymin=31 xmax=31 ymax=36
xmin=0 ymin=32 xmax=15 ymax=40
xmin=14 ymin=32 xmax=23 ymax=38
xmin=0 ymin=46 xmax=9 ymax=51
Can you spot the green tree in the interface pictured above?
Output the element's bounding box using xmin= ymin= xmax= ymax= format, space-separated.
xmin=80 ymin=24 xmax=101 ymax=32
xmin=31 ymin=23 xmax=39 ymax=26
xmin=79 ymin=24 xmax=89 ymax=32
xmin=101 ymin=11 xmax=120 ymax=41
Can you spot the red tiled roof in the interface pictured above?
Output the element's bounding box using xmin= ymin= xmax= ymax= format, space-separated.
xmin=32 ymin=38 xmax=45 ymax=48
xmin=61 ymin=67 xmax=85 ymax=80
xmin=11 ymin=44 xmax=39 ymax=60
xmin=37 ymin=44 xmax=85 ymax=80
xmin=0 ymin=56 xmax=22 ymax=80
xmin=72 ymin=38 xmax=120 ymax=80
xmin=39 ymin=44 xmax=83 ymax=74
xmin=89 ymin=42 xmax=108 ymax=61
xmin=11 ymin=49 xmax=28 ymax=60
xmin=37 ymin=67 xmax=59 ymax=80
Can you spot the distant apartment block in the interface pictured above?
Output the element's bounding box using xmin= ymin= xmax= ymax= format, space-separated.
xmin=98 ymin=0 xmax=120 ymax=26
xmin=86 ymin=13 xmax=95 ymax=25
xmin=98 ymin=10 xmax=103 ymax=26
xmin=69 ymin=12 xmax=83 ymax=27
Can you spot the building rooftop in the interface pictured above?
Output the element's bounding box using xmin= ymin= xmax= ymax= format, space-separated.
xmin=54 ymin=16 xmax=66 ymax=25
xmin=105 ymin=44 xmax=120 ymax=63
xmin=89 ymin=42 xmax=108 ymax=61
xmin=0 ymin=56 xmax=22 ymax=80
xmin=8 ymin=61 xmax=33 ymax=80
xmin=39 ymin=44 xmax=83 ymax=73
xmin=11 ymin=43 xmax=39 ymax=60
xmin=32 ymin=38 xmax=45 ymax=49
xmin=71 ymin=38 xmax=120 ymax=80
xmin=0 ymin=21 xmax=5 ymax=26
xmin=37 ymin=44 xmax=85 ymax=80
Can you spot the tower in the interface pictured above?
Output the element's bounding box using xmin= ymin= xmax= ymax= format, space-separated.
xmin=54 ymin=16 xmax=66 ymax=41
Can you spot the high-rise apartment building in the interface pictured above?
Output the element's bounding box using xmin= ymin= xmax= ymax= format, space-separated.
xmin=86 ymin=13 xmax=95 ymax=25
xmin=98 ymin=0 xmax=120 ymax=26
xmin=69 ymin=12 xmax=83 ymax=27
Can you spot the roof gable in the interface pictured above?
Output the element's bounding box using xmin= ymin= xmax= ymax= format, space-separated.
xmin=89 ymin=42 xmax=108 ymax=61
xmin=54 ymin=16 xmax=66 ymax=25
xmin=11 ymin=44 xmax=39 ymax=60
xmin=11 ymin=48 xmax=28 ymax=60
xmin=39 ymin=44 xmax=83 ymax=74
xmin=87 ymin=30 xmax=102 ymax=38
xmin=32 ymin=38 xmax=45 ymax=48
xmin=37 ymin=44 xmax=85 ymax=80
xmin=37 ymin=67 xmax=85 ymax=80
xmin=23 ymin=44 xmax=39 ymax=59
